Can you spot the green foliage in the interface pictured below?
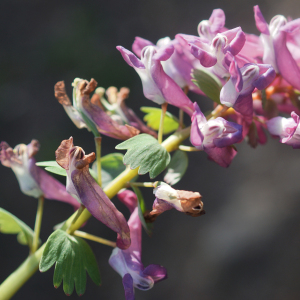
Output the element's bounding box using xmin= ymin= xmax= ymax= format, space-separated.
xmin=39 ymin=229 xmax=101 ymax=296
xmin=164 ymin=150 xmax=188 ymax=185
xmin=116 ymin=134 xmax=171 ymax=179
xmin=141 ymin=106 xmax=179 ymax=134
xmin=36 ymin=161 xmax=67 ymax=176
xmin=93 ymin=153 xmax=126 ymax=187
xmin=131 ymin=186 xmax=153 ymax=235
xmin=192 ymin=69 xmax=222 ymax=104
xmin=0 ymin=207 xmax=35 ymax=249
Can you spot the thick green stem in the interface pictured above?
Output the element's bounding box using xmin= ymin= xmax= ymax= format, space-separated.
xmin=94 ymin=136 xmax=102 ymax=187
xmin=31 ymin=196 xmax=44 ymax=254
xmin=0 ymin=126 xmax=191 ymax=299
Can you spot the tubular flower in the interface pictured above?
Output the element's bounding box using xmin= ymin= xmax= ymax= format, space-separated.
xmin=55 ymin=137 xmax=131 ymax=250
xmin=267 ymin=111 xmax=300 ymax=148
xmin=55 ymin=79 xmax=139 ymax=140
xmin=109 ymin=190 xmax=167 ymax=299
xmin=147 ymin=183 xmax=205 ymax=220
xmin=117 ymin=45 xmax=195 ymax=116
xmin=191 ymin=102 xmax=243 ymax=167
xmin=220 ymin=62 xmax=276 ymax=118
xmin=177 ymin=27 xmax=246 ymax=78
xmin=132 ymin=36 xmax=202 ymax=94
xmin=254 ymin=5 xmax=300 ymax=90
xmin=0 ymin=140 xmax=80 ymax=208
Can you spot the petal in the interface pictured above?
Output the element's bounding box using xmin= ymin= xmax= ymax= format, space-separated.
xmin=228 ymin=55 xmax=243 ymax=92
xmin=142 ymin=265 xmax=168 ymax=283
xmin=117 ymin=46 xmax=145 ymax=69
xmin=71 ymin=167 xmax=131 ymax=249
xmin=205 ymin=146 xmax=237 ymax=168
xmin=253 ymin=64 xmax=276 ymax=90
xmin=280 ymin=18 xmax=300 ymax=33
xmin=122 ymin=274 xmax=135 ymax=300
xmin=0 ymin=142 xmax=13 ymax=168
xmin=227 ymin=30 xmax=246 ymax=56
xmin=220 ymin=77 xmax=240 ymax=107
xmin=189 ymin=44 xmax=217 ymax=67
xmin=55 ymin=137 xmax=73 ymax=170
xmin=233 ymin=93 xmax=254 ymax=118
xmin=208 ymin=9 xmax=226 ymax=33
xmin=152 ymin=44 xmax=174 ymax=61
xmin=132 ymin=37 xmax=154 ymax=57
xmin=254 ymin=5 xmax=270 ymax=35
xmin=117 ymin=190 xmax=138 ymax=213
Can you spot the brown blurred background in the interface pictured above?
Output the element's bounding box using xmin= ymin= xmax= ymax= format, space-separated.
xmin=1 ymin=0 xmax=300 ymax=299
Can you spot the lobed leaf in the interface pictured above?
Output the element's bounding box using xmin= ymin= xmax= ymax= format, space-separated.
xmin=131 ymin=186 xmax=153 ymax=235
xmin=141 ymin=106 xmax=179 ymax=134
xmin=164 ymin=150 xmax=188 ymax=185
xmin=39 ymin=229 xmax=101 ymax=296
xmin=0 ymin=207 xmax=35 ymax=249
xmin=192 ymin=69 xmax=222 ymax=104
xmin=115 ymin=134 xmax=171 ymax=179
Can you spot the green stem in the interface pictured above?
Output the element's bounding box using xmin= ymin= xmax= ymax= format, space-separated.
xmin=0 ymin=126 xmax=191 ymax=299
xmin=73 ymin=230 xmax=116 ymax=248
xmin=129 ymin=182 xmax=154 ymax=188
xmin=66 ymin=204 xmax=85 ymax=234
xmin=94 ymin=136 xmax=102 ymax=187
xmin=158 ymin=103 xmax=168 ymax=144
xmin=31 ymin=196 xmax=44 ymax=254
xmin=178 ymin=145 xmax=201 ymax=152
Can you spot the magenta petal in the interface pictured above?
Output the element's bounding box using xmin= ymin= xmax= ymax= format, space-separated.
xmin=209 ymin=9 xmax=226 ymax=33
xmin=142 ymin=265 xmax=168 ymax=283
xmin=132 ymin=37 xmax=154 ymax=57
xmin=71 ymin=168 xmax=130 ymax=250
xmin=229 ymin=56 xmax=243 ymax=92
xmin=122 ymin=274 xmax=135 ymax=300
xmin=190 ymin=44 xmax=217 ymax=67
xmin=117 ymin=46 xmax=145 ymax=69
xmin=233 ymin=94 xmax=253 ymax=118
xmin=280 ymin=18 xmax=300 ymax=33
xmin=205 ymin=146 xmax=237 ymax=168
xmin=254 ymin=5 xmax=270 ymax=35
xmin=228 ymin=30 xmax=246 ymax=56
xmin=29 ymin=160 xmax=80 ymax=209
xmin=117 ymin=190 xmax=138 ymax=213
xmin=153 ymin=44 xmax=174 ymax=61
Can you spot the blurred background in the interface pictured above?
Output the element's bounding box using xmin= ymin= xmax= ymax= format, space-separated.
xmin=1 ymin=0 xmax=300 ymax=299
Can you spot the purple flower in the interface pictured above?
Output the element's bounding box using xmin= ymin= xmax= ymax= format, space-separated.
xmin=55 ymin=79 xmax=139 ymax=140
xmin=55 ymin=137 xmax=131 ymax=250
xmin=254 ymin=5 xmax=300 ymax=90
xmin=147 ymin=183 xmax=205 ymax=220
xmin=117 ymin=45 xmax=195 ymax=116
xmin=109 ymin=190 xmax=167 ymax=299
xmin=267 ymin=111 xmax=300 ymax=148
xmin=220 ymin=62 xmax=275 ymax=117
xmin=190 ymin=102 xmax=243 ymax=167
xmin=132 ymin=36 xmax=202 ymax=94
xmin=0 ymin=140 xmax=80 ymax=209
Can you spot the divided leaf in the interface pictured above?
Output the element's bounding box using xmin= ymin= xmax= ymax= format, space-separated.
xmin=192 ymin=69 xmax=222 ymax=104
xmin=0 ymin=207 xmax=35 ymax=249
xmin=131 ymin=186 xmax=153 ymax=236
xmin=39 ymin=229 xmax=101 ymax=296
xmin=116 ymin=134 xmax=171 ymax=179
xmin=141 ymin=107 xmax=179 ymax=134
xmin=164 ymin=150 xmax=188 ymax=185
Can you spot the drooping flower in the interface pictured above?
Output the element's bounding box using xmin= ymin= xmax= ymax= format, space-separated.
xmin=55 ymin=137 xmax=131 ymax=249
xmin=254 ymin=5 xmax=300 ymax=90
xmin=220 ymin=61 xmax=276 ymax=118
xmin=190 ymin=102 xmax=243 ymax=167
xmin=132 ymin=36 xmax=202 ymax=94
xmin=146 ymin=183 xmax=205 ymax=220
xmin=117 ymin=45 xmax=195 ymax=116
xmin=267 ymin=111 xmax=300 ymax=148
xmin=0 ymin=140 xmax=80 ymax=208
xmin=55 ymin=79 xmax=139 ymax=140
xmin=109 ymin=190 xmax=167 ymax=299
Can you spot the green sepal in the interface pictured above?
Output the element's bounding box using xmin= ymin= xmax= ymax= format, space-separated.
xmin=164 ymin=150 xmax=188 ymax=185
xmin=116 ymin=134 xmax=171 ymax=179
xmin=141 ymin=106 xmax=179 ymax=134
xmin=192 ymin=69 xmax=222 ymax=104
xmin=0 ymin=207 xmax=36 ymax=249
xmin=39 ymin=229 xmax=101 ymax=296
xmin=131 ymin=186 xmax=153 ymax=236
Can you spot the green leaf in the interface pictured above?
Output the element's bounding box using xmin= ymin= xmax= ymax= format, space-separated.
xmin=36 ymin=161 xmax=61 ymax=167
xmin=36 ymin=161 xmax=67 ymax=176
xmin=164 ymin=150 xmax=188 ymax=185
xmin=131 ymin=186 xmax=153 ymax=235
xmin=39 ymin=229 xmax=101 ymax=296
xmin=141 ymin=107 xmax=179 ymax=134
xmin=192 ymin=69 xmax=222 ymax=104
xmin=116 ymin=134 xmax=171 ymax=179
xmin=0 ymin=207 xmax=35 ymax=249
xmin=92 ymin=153 xmax=126 ymax=188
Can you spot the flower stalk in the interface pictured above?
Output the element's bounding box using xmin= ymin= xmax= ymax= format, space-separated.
xmin=73 ymin=230 xmax=116 ymax=248
xmin=31 ymin=196 xmax=44 ymax=254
